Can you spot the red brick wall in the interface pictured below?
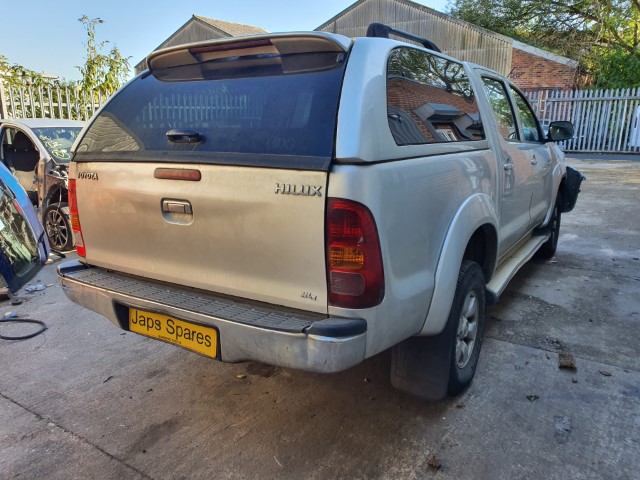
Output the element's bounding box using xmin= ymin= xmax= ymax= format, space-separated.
xmin=509 ymin=48 xmax=577 ymax=91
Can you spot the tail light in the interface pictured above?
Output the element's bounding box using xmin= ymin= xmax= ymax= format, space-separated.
xmin=68 ymin=179 xmax=86 ymax=257
xmin=326 ymin=199 xmax=384 ymax=309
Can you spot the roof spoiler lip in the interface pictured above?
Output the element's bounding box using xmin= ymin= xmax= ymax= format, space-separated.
xmin=146 ymin=31 xmax=353 ymax=71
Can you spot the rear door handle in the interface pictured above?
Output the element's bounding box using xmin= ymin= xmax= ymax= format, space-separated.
xmin=166 ymin=129 xmax=203 ymax=144
xmin=162 ymin=199 xmax=192 ymax=214
xmin=503 ymin=163 xmax=513 ymax=171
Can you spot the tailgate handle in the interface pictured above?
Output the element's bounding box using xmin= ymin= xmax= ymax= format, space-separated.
xmin=162 ymin=200 xmax=192 ymax=214
xmin=166 ymin=129 xmax=203 ymax=144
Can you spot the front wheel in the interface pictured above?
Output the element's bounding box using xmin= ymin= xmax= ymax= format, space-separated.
xmin=535 ymin=201 xmax=561 ymax=260
xmin=44 ymin=202 xmax=73 ymax=251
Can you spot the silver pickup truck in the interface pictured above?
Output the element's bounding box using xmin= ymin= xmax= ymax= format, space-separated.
xmin=57 ymin=24 xmax=581 ymax=400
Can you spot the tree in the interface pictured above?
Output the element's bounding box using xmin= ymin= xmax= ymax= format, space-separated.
xmin=447 ymin=0 xmax=640 ymax=87
xmin=0 ymin=55 xmax=49 ymax=89
xmin=77 ymin=16 xmax=130 ymax=93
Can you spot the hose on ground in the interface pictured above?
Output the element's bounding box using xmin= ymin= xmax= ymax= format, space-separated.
xmin=0 ymin=318 xmax=47 ymax=340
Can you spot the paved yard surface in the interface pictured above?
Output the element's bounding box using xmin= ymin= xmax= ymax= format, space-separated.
xmin=1 ymin=158 xmax=638 ymax=479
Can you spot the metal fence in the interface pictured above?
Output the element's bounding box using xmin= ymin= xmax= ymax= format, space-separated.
xmin=4 ymin=78 xmax=640 ymax=154
xmin=0 ymin=80 xmax=109 ymax=121
xmin=526 ymin=88 xmax=640 ymax=154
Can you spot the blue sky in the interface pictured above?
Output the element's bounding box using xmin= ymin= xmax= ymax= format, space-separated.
xmin=1 ymin=0 xmax=449 ymax=81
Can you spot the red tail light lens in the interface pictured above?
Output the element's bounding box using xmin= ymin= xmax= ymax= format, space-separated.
xmin=68 ymin=179 xmax=86 ymax=257
xmin=327 ymin=199 xmax=384 ymax=309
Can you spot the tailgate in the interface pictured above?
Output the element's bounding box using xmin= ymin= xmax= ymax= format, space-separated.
xmin=75 ymin=162 xmax=328 ymax=312
xmin=71 ymin=33 xmax=350 ymax=314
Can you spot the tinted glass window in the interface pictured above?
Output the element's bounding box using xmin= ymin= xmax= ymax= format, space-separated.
xmin=481 ymin=78 xmax=518 ymax=141
xmin=386 ymin=48 xmax=484 ymax=146
xmin=510 ymin=87 xmax=542 ymax=142
xmin=76 ymin=52 xmax=346 ymax=161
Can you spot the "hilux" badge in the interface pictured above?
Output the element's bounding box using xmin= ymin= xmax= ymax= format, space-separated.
xmin=78 ymin=172 xmax=99 ymax=180
xmin=275 ymin=184 xmax=322 ymax=197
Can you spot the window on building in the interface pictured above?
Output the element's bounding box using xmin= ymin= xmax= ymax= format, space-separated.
xmin=386 ymin=47 xmax=485 ymax=146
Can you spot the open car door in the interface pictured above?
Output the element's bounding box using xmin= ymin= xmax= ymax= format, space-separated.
xmin=0 ymin=163 xmax=50 ymax=292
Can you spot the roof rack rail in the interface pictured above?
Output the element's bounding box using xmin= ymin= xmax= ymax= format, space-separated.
xmin=366 ymin=23 xmax=441 ymax=53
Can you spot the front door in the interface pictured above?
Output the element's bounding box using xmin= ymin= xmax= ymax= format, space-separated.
xmin=509 ymin=86 xmax=554 ymax=227
xmin=0 ymin=126 xmax=40 ymax=205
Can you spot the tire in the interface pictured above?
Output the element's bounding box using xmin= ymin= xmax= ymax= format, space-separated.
xmin=390 ymin=260 xmax=486 ymax=400
xmin=535 ymin=201 xmax=561 ymax=260
xmin=446 ymin=260 xmax=486 ymax=396
xmin=45 ymin=202 xmax=73 ymax=252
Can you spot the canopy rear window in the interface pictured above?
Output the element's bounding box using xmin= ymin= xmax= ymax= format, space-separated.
xmin=75 ymin=49 xmax=347 ymax=169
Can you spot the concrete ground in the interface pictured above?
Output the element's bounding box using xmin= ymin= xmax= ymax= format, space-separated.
xmin=1 ymin=158 xmax=638 ymax=480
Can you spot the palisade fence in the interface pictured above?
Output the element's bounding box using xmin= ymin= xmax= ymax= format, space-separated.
xmin=0 ymin=80 xmax=110 ymax=121
xmin=525 ymin=88 xmax=640 ymax=154
xmin=3 ymin=78 xmax=640 ymax=154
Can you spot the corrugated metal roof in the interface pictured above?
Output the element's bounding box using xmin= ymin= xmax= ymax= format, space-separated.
xmin=193 ymin=15 xmax=267 ymax=36
xmin=316 ymin=0 xmax=511 ymax=43
xmin=315 ymin=0 xmax=513 ymax=75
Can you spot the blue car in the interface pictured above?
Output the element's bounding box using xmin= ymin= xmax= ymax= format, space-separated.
xmin=0 ymin=162 xmax=50 ymax=292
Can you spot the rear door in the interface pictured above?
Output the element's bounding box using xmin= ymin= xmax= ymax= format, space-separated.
xmin=479 ymin=76 xmax=534 ymax=257
xmin=72 ymin=35 xmax=350 ymax=314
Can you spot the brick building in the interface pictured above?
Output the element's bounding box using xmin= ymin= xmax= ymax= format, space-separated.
xmin=510 ymin=41 xmax=579 ymax=91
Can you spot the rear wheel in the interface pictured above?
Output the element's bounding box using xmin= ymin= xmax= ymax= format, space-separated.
xmin=390 ymin=260 xmax=486 ymax=400
xmin=45 ymin=202 xmax=73 ymax=251
xmin=447 ymin=260 xmax=486 ymax=395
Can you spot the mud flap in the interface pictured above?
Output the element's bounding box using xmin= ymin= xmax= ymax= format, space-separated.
xmin=559 ymin=166 xmax=585 ymax=213
xmin=390 ymin=334 xmax=452 ymax=401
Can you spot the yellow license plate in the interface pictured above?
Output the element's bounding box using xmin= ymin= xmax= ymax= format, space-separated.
xmin=128 ymin=308 xmax=218 ymax=358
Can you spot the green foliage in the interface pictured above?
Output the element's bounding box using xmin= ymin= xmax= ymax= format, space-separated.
xmin=447 ymin=0 xmax=640 ymax=88
xmin=77 ymin=16 xmax=130 ymax=93
xmin=0 ymin=14 xmax=129 ymax=119
xmin=1 ymin=55 xmax=54 ymax=89
xmin=590 ymin=46 xmax=640 ymax=88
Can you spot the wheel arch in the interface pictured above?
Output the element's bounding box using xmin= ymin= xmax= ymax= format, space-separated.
xmin=418 ymin=193 xmax=498 ymax=336
xmin=463 ymin=223 xmax=498 ymax=283
xmin=43 ymin=184 xmax=68 ymax=210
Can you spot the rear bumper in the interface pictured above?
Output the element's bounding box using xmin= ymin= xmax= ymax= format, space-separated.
xmin=57 ymin=260 xmax=366 ymax=373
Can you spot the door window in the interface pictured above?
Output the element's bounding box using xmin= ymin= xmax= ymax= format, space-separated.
xmin=480 ymin=78 xmax=518 ymax=142
xmin=510 ymin=88 xmax=543 ymax=142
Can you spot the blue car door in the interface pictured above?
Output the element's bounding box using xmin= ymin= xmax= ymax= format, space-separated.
xmin=0 ymin=164 xmax=49 ymax=292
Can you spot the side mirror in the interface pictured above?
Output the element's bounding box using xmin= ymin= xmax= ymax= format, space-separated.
xmin=548 ymin=121 xmax=574 ymax=142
